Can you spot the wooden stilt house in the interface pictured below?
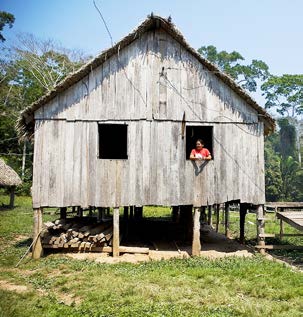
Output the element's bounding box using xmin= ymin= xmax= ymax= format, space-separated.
xmin=18 ymin=15 xmax=275 ymax=258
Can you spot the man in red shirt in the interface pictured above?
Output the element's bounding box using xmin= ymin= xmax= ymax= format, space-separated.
xmin=190 ymin=139 xmax=212 ymax=161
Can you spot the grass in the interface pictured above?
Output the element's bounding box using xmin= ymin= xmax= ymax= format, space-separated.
xmin=0 ymin=195 xmax=302 ymax=317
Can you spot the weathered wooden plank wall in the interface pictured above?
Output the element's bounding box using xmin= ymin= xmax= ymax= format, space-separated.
xmin=32 ymin=28 xmax=265 ymax=208
xmin=32 ymin=120 xmax=264 ymax=208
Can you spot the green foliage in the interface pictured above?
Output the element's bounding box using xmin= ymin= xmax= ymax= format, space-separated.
xmin=277 ymin=118 xmax=297 ymax=158
xmin=264 ymin=135 xmax=282 ymax=201
xmin=261 ymin=74 xmax=303 ymax=117
xmin=264 ymin=119 xmax=302 ymax=201
xmin=198 ymin=45 xmax=270 ymax=92
xmin=0 ymin=33 xmax=89 ymax=192
xmin=0 ymin=11 xmax=15 ymax=42
xmin=280 ymin=156 xmax=302 ymax=201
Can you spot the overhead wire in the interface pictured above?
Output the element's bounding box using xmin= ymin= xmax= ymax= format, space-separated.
xmin=93 ymin=0 xmax=147 ymax=107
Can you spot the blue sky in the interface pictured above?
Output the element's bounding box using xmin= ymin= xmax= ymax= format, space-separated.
xmin=2 ymin=0 xmax=302 ymax=74
xmin=1 ymin=0 xmax=303 ymax=106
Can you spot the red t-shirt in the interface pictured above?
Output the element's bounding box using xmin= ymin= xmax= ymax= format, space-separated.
xmin=190 ymin=148 xmax=210 ymax=159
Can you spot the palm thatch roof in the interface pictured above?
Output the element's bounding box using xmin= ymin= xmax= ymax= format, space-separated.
xmin=17 ymin=14 xmax=275 ymax=140
xmin=0 ymin=159 xmax=22 ymax=187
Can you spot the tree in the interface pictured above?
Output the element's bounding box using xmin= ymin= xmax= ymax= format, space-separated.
xmin=0 ymin=11 xmax=15 ymax=42
xmin=0 ymin=33 xmax=90 ymax=194
xmin=261 ymin=74 xmax=303 ymax=117
xmin=264 ymin=134 xmax=283 ymax=201
xmin=280 ymin=156 xmax=301 ymax=201
xmin=198 ymin=45 xmax=270 ymax=92
xmin=10 ymin=33 xmax=90 ymax=94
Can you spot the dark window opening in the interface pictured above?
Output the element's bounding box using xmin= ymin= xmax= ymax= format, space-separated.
xmin=98 ymin=124 xmax=128 ymax=159
xmin=186 ymin=126 xmax=213 ymax=160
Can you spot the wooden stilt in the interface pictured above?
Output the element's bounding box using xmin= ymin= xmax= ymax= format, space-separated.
xmin=113 ymin=207 xmax=120 ymax=257
xmin=225 ymin=203 xmax=230 ymax=238
xmin=129 ymin=206 xmax=134 ymax=220
xmin=134 ymin=206 xmax=143 ymax=220
xmin=200 ymin=206 xmax=206 ymax=223
xmin=97 ymin=207 xmax=104 ymax=222
xmin=208 ymin=205 xmax=212 ymax=226
xmin=192 ymin=207 xmax=201 ymax=256
xmin=9 ymin=186 xmax=15 ymax=208
xmin=180 ymin=205 xmax=193 ymax=241
xmin=88 ymin=206 xmax=93 ymax=217
xmin=256 ymin=204 xmax=266 ymax=254
xmin=32 ymin=208 xmax=43 ymax=259
xmin=239 ymin=203 xmax=248 ymax=244
xmin=123 ymin=206 xmax=129 ymax=221
xmin=123 ymin=206 xmax=129 ymax=239
xmin=172 ymin=206 xmax=179 ymax=222
xmin=215 ymin=204 xmax=220 ymax=232
xmin=60 ymin=207 xmax=67 ymax=219
xmin=279 ymin=218 xmax=284 ymax=239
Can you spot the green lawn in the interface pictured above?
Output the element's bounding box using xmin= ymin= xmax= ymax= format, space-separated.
xmin=0 ymin=195 xmax=302 ymax=317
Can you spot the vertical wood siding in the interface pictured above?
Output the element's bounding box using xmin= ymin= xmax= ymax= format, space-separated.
xmin=32 ymin=29 xmax=265 ymax=208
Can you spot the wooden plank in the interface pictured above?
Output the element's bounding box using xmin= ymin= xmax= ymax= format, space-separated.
xmin=239 ymin=203 xmax=248 ymax=243
xmin=259 ymin=233 xmax=303 ymax=238
xmin=142 ymin=121 xmax=151 ymax=204
xmin=192 ymin=207 xmax=201 ymax=256
xmin=72 ymin=122 xmax=82 ymax=206
xmin=88 ymin=122 xmax=97 ymax=206
xmin=255 ymin=245 xmax=303 ymax=250
xmin=256 ymin=205 xmax=266 ymax=254
xmin=276 ymin=212 xmax=303 ymax=231
xmin=32 ymin=121 xmax=43 ymax=208
xmin=225 ymin=203 xmax=231 ymax=238
xmin=112 ymin=207 xmax=120 ymax=257
xmin=119 ymin=246 xmax=149 ymax=254
xmin=32 ymin=208 xmax=43 ymax=259
xmin=63 ymin=122 xmax=74 ymax=206
xmin=266 ymin=202 xmax=303 ymax=208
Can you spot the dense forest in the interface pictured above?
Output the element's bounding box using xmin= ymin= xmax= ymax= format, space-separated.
xmin=0 ymin=12 xmax=302 ymax=201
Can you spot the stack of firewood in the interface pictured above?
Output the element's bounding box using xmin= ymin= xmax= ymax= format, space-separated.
xmin=41 ymin=218 xmax=113 ymax=249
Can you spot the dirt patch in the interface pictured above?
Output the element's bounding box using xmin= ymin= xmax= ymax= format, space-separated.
xmin=0 ymin=279 xmax=28 ymax=293
xmin=0 ymin=277 xmax=81 ymax=306
xmin=56 ymin=292 xmax=82 ymax=306
xmin=65 ymin=231 xmax=254 ymax=264
xmin=14 ymin=235 xmax=30 ymax=242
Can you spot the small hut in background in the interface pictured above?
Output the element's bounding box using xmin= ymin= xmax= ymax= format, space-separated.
xmin=0 ymin=159 xmax=22 ymax=208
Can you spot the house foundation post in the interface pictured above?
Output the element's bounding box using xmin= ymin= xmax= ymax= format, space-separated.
xmin=225 ymin=203 xmax=231 ymax=238
xmin=32 ymin=208 xmax=43 ymax=259
xmin=192 ymin=207 xmax=201 ymax=256
xmin=97 ymin=207 xmax=104 ymax=222
xmin=215 ymin=204 xmax=220 ymax=232
xmin=208 ymin=205 xmax=212 ymax=226
xmin=172 ymin=206 xmax=179 ymax=222
xmin=60 ymin=207 xmax=67 ymax=220
xmin=129 ymin=206 xmax=134 ymax=220
xmin=113 ymin=207 xmax=120 ymax=257
xmin=256 ymin=204 xmax=266 ymax=254
xmin=239 ymin=203 xmax=248 ymax=244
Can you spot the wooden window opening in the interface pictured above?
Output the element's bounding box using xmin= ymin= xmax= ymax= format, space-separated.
xmin=98 ymin=124 xmax=128 ymax=159
xmin=186 ymin=126 xmax=214 ymax=160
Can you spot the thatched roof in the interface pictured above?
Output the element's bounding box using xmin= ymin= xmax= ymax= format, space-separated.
xmin=0 ymin=159 xmax=22 ymax=187
xmin=17 ymin=15 xmax=275 ymax=139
